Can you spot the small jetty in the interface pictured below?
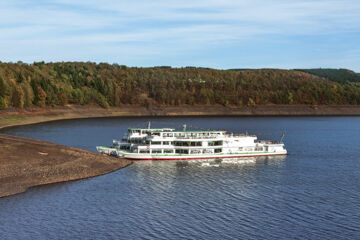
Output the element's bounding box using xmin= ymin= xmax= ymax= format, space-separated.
xmin=0 ymin=134 xmax=132 ymax=198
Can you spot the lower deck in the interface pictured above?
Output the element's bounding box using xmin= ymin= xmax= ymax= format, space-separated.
xmin=96 ymin=146 xmax=287 ymax=160
xmin=121 ymin=151 xmax=287 ymax=160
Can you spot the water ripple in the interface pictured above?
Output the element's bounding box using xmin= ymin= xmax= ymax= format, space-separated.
xmin=2 ymin=117 xmax=360 ymax=239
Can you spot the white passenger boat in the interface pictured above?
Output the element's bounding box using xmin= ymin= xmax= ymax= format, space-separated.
xmin=96 ymin=124 xmax=287 ymax=160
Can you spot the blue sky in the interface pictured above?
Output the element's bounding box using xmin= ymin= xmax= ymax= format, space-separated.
xmin=1 ymin=0 xmax=359 ymax=71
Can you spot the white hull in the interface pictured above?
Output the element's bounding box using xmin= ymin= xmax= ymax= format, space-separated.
xmin=97 ymin=146 xmax=287 ymax=161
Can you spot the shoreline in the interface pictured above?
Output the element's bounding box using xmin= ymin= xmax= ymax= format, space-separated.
xmin=0 ymin=134 xmax=132 ymax=198
xmin=1 ymin=105 xmax=360 ymax=130
xmin=1 ymin=104 xmax=359 ymax=198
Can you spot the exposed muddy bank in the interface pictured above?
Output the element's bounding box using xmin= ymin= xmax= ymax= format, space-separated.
xmin=0 ymin=134 xmax=132 ymax=198
xmin=1 ymin=105 xmax=360 ymax=130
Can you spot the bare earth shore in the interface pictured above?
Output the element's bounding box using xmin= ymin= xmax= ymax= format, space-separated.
xmin=1 ymin=104 xmax=359 ymax=198
xmin=0 ymin=134 xmax=132 ymax=198
xmin=1 ymin=105 xmax=360 ymax=130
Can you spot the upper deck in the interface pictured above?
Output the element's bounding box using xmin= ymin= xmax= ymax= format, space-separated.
xmin=126 ymin=128 xmax=256 ymax=141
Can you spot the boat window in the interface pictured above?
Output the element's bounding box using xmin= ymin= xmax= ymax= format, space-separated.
xmin=190 ymin=149 xmax=202 ymax=154
xmin=175 ymin=149 xmax=189 ymax=154
xmin=164 ymin=149 xmax=174 ymax=154
xmin=130 ymin=138 xmax=143 ymax=144
xmin=203 ymin=149 xmax=213 ymax=154
xmin=191 ymin=142 xmax=202 ymax=146
xmin=163 ymin=141 xmax=170 ymax=145
xmin=214 ymin=148 xmax=222 ymax=153
xmin=151 ymin=149 xmax=162 ymax=154
xmin=139 ymin=149 xmax=150 ymax=153
xmin=151 ymin=141 xmax=161 ymax=145
xmin=174 ymin=141 xmax=201 ymax=146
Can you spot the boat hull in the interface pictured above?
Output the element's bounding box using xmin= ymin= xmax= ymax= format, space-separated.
xmin=120 ymin=152 xmax=287 ymax=161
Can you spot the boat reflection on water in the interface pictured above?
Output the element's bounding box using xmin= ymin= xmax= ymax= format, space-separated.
xmin=130 ymin=155 xmax=287 ymax=201
xmin=134 ymin=155 xmax=287 ymax=169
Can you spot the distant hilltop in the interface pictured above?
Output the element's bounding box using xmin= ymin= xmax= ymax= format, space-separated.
xmin=1 ymin=61 xmax=360 ymax=110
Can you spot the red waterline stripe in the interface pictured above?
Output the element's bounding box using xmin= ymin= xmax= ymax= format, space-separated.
xmin=127 ymin=153 xmax=287 ymax=161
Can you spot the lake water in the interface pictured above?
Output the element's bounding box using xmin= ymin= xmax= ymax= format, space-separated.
xmin=1 ymin=116 xmax=360 ymax=239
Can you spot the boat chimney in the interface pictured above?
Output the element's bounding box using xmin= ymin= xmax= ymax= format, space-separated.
xmin=183 ymin=124 xmax=187 ymax=131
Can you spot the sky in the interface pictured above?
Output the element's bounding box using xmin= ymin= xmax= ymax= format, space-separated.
xmin=0 ymin=0 xmax=359 ymax=71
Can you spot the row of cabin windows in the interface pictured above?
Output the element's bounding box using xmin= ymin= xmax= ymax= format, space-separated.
xmin=128 ymin=139 xmax=222 ymax=146
xmin=174 ymin=141 xmax=202 ymax=146
xmin=149 ymin=141 xmax=172 ymax=145
xmin=238 ymin=147 xmax=264 ymax=151
xmin=149 ymin=141 xmax=222 ymax=146
xmin=162 ymin=133 xmax=221 ymax=138
xmin=138 ymin=149 xmax=223 ymax=154
xmin=208 ymin=141 xmax=223 ymax=146
xmin=130 ymin=130 xmax=222 ymax=138
xmin=129 ymin=138 xmax=144 ymax=144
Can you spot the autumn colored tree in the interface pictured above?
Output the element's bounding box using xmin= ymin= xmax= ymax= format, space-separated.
xmin=11 ymin=85 xmax=24 ymax=108
xmin=0 ymin=62 xmax=359 ymax=109
xmin=35 ymin=85 xmax=47 ymax=107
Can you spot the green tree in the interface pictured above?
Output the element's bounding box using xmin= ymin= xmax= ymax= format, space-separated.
xmin=247 ymin=97 xmax=256 ymax=107
xmin=288 ymin=92 xmax=294 ymax=104
xmin=0 ymin=96 xmax=6 ymax=109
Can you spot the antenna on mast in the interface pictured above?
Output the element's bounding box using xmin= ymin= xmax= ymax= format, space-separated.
xmin=147 ymin=121 xmax=151 ymax=129
xmin=280 ymin=132 xmax=285 ymax=142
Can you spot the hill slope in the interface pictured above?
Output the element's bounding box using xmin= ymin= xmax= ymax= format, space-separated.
xmin=1 ymin=62 xmax=360 ymax=110
xmin=295 ymin=68 xmax=360 ymax=83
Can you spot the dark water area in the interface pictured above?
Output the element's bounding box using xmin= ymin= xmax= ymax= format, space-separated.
xmin=1 ymin=116 xmax=360 ymax=240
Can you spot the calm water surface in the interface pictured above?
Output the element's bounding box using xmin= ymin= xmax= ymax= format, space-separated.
xmin=1 ymin=116 xmax=360 ymax=240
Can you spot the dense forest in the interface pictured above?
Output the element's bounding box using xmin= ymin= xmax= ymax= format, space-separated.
xmin=0 ymin=62 xmax=360 ymax=109
xmin=295 ymin=68 xmax=360 ymax=83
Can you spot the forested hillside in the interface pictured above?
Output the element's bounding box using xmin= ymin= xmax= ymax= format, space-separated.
xmin=296 ymin=68 xmax=360 ymax=83
xmin=1 ymin=62 xmax=360 ymax=109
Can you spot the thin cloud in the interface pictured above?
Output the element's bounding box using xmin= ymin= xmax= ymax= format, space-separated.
xmin=0 ymin=0 xmax=359 ymax=70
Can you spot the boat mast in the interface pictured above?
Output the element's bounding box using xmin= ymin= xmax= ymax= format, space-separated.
xmin=280 ymin=132 xmax=285 ymax=142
